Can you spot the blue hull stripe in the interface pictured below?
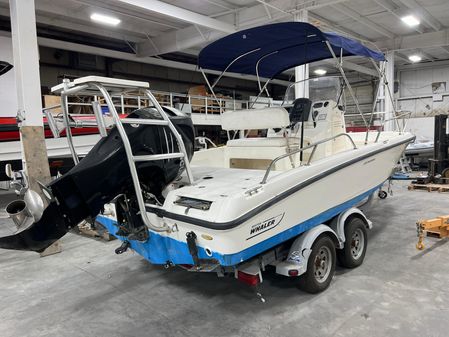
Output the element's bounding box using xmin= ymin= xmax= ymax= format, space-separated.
xmin=97 ymin=184 xmax=381 ymax=267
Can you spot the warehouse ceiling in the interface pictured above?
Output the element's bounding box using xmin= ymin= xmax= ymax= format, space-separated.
xmin=1 ymin=0 xmax=449 ymax=77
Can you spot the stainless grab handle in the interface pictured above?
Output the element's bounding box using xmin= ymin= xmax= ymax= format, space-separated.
xmin=260 ymin=133 xmax=357 ymax=184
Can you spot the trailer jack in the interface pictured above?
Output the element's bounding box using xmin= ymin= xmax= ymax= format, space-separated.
xmin=416 ymin=215 xmax=449 ymax=250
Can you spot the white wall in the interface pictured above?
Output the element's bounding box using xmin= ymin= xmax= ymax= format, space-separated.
xmin=400 ymin=117 xmax=434 ymax=141
xmin=399 ymin=65 xmax=449 ymax=97
xmin=398 ymin=65 xmax=449 ymax=117
xmin=0 ymin=36 xmax=18 ymax=117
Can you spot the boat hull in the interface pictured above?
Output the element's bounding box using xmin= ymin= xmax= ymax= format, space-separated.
xmin=0 ymin=135 xmax=101 ymax=180
xmin=97 ymin=133 xmax=413 ymax=267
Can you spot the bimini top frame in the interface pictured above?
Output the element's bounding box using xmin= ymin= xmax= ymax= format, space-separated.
xmin=197 ymin=22 xmax=399 ymax=143
xmin=198 ymin=22 xmax=384 ymax=80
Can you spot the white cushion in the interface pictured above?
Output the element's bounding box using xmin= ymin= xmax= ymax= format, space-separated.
xmin=227 ymin=137 xmax=299 ymax=147
xmin=221 ymin=107 xmax=290 ymax=131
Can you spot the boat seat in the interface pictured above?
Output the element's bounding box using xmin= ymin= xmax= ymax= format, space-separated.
xmin=227 ymin=137 xmax=299 ymax=147
xmin=289 ymin=98 xmax=312 ymax=125
xmin=221 ymin=107 xmax=290 ymax=131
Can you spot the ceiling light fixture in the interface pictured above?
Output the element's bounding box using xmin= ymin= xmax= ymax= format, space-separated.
xmin=90 ymin=13 xmax=121 ymax=26
xmin=408 ymin=54 xmax=422 ymax=63
xmin=401 ymin=15 xmax=420 ymax=27
xmin=314 ymin=68 xmax=327 ymax=76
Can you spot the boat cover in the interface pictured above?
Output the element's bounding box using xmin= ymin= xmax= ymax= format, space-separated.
xmin=198 ymin=22 xmax=385 ymax=78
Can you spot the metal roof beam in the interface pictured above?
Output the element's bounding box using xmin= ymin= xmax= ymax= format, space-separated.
xmin=308 ymin=12 xmax=374 ymax=42
xmin=395 ymin=51 xmax=438 ymax=65
xmin=376 ymin=28 xmax=449 ymax=51
xmin=0 ymin=7 xmax=144 ymax=43
xmin=137 ymin=0 xmax=359 ymax=57
xmin=397 ymin=58 xmax=449 ymax=70
xmin=396 ymin=0 xmax=442 ymax=32
xmin=0 ymin=0 xmax=157 ymax=39
xmin=331 ymin=3 xmax=395 ymax=39
xmin=136 ymin=0 xmax=294 ymax=56
xmin=395 ymin=52 xmax=411 ymax=63
xmin=440 ymin=46 xmax=449 ymax=56
xmin=416 ymin=49 xmax=436 ymax=62
xmin=373 ymin=0 xmax=424 ymax=34
xmin=373 ymin=0 xmax=397 ymax=12
xmin=0 ymin=31 xmax=291 ymax=86
xmin=116 ymin=0 xmax=236 ymax=33
xmin=296 ymin=0 xmax=352 ymax=11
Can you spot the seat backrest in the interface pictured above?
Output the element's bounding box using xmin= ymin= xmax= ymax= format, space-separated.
xmin=221 ymin=107 xmax=290 ymax=131
xmin=289 ymin=98 xmax=312 ymax=125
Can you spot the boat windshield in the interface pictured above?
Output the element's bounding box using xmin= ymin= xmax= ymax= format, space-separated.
xmin=282 ymin=76 xmax=343 ymax=106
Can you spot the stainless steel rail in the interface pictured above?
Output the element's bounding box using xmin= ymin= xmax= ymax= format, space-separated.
xmin=260 ymin=133 xmax=357 ymax=184
xmin=53 ymin=79 xmax=196 ymax=233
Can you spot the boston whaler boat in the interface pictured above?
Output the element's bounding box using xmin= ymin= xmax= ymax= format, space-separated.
xmin=1 ymin=23 xmax=414 ymax=294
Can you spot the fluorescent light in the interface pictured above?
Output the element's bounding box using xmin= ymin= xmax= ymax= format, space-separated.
xmin=408 ymin=54 xmax=422 ymax=63
xmin=401 ymin=15 xmax=420 ymax=27
xmin=90 ymin=13 xmax=121 ymax=26
xmin=314 ymin=68 xmax=327 ymax=76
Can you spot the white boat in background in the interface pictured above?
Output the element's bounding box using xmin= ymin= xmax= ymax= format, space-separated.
xmin=0 ymin=22 xmax=414 ymax=294
xmin=405 ymin=140 xmax=434 ymax=167
xmin=0 ymin=107 xmax=185 ymax=180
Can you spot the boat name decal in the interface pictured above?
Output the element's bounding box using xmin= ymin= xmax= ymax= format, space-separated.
xmin=247 ymin=213 xmax=284 ymax=240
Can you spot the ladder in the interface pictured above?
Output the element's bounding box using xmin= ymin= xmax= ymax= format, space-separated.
xmin=398 ymin=154 xmax=412 ymax=173
xmin=52 ymin=76 xmax=194 ymax=233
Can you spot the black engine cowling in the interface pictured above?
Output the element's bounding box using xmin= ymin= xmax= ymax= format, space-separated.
xmin=0 ymin=108 xmax=194 ymax=252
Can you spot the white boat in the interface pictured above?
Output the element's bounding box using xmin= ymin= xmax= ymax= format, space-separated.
xmin=1 ymin=22 xmax=414 ymax=294
xmin=405 ymin=140 xmax=433 ymax=167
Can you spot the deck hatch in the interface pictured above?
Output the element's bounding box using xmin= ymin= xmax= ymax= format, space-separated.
xmin=174 ymin=197 xmax=213 ymax=211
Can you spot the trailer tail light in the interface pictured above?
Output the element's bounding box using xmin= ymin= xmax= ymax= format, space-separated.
xmin=288 ymin=269 xmax=299 ymax=276
xmin=237 ymin=271 xmax=260 ymax=286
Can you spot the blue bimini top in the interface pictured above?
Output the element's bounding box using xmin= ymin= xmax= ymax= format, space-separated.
xmin=198 ymin=22 xmax=385 ymax=79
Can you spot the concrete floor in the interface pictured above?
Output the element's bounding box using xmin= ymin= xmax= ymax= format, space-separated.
xmin=0 ymin=181 xmax=448 ymax=337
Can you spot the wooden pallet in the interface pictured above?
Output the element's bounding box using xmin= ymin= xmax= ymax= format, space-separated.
xmin=76 ymin=221 xmax=115 ymax=241
xmin=408 ymin=182 xmax=449 ymax=192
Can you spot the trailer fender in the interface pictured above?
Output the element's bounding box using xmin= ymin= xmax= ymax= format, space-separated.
xmin=329 ymin=207 xmax=372 ymax=249
xmin=276 ymin=224 xmax=338 ymax=277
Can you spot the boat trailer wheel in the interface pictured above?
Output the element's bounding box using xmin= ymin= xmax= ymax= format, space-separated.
xmin=350 ymin=228 xmax=365 ymax=260
xmin=313 ymin=245 xmax=332 ymax=283
xmin=378 ymin=190 xmax=388 ymax=199
xmin=298 ymin=235 xmax=336 ymax=294
xmin=337 ymin=216 xmax=368 ymax=268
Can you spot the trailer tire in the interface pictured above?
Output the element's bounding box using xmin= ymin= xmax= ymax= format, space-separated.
xmin=337 ymin=217 xmax=367 ymax=268
xmin=298 ymin=235 xmax=336 ymax=294
xmin=378 ymin=190 xmax=387 ymax=199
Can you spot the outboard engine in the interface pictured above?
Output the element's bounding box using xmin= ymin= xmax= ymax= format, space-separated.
xmin=1 ymin=107 xmax=194 ymax=252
